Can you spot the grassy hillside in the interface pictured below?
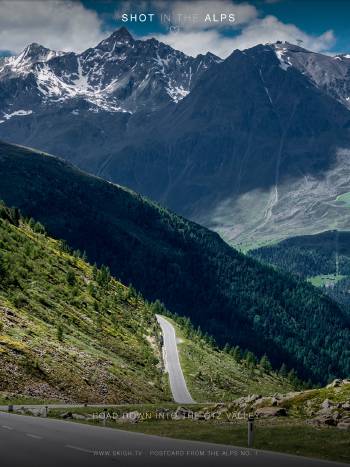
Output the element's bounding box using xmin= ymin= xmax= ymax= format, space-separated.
xmin=0 ymin=203 xmax=167 ymax=403
xmin=164 ymin=316 xmax=295 ymax=401
xmin=0 ymin=142 xmax=349 ymax=384
xmin=0 ymin=202 xmax=296 ymax=404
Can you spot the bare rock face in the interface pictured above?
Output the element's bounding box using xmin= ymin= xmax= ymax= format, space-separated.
xmin=120 ymin=411 xmax=141 ymax=423
xmin=309 ymin=415 xmax=338 ymax=427
xmin=26 ymin=408 xmax=43 ymax=417
xmin=255 ymin=407 xmax=287 ymax=417
xmin=320 ymin=399 xmax=335 ymax=409
xmin=72 ymin=413 xmax=86 ymax=420
xmin=326 ymin=379 xmax=350 ymax=389
xmin=308 ymin=396 xmax=350 ymax=427
xmin=337 ymin=419 xmax=350 ymax=430
xmin=172 ymin=407 xmax=194 ymax=420
xmin=231 ymin=394 xmax=262 ymax=410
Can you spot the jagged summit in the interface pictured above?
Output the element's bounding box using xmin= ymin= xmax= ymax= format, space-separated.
xmin=112 ymin=26 xmax=134 ymax=40
xmin=269 ymin=40 xmax=304 ymax=48
xmin=221 ymin=41 xmax=350 ymax=109
xmin=196 ymin=51 xmax=222 ymax=61
xmin=23 ymin=42 xmax=49 ymax=55
xmin=96 ymin=27 xmax=134 ymax=51
xmin=4 ymin=42 xmax=62 ymax=70
xmin=0 ymin=28 xmax=219 ymax=114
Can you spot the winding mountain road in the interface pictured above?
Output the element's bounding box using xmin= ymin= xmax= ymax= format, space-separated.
xmin=156 ymin=315 xmax=195 ymax=404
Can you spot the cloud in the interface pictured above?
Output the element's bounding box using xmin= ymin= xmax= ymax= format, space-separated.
xmin=114 ymin=0 xmax=150 ymax=16
xmin=1 ymin=0 xmax=337 ymax=61
xmin=228 ymin=15 xmax=335 ymax=53
xmin=164 ymin=0 xmax=258 ymax=30
xmin=115 ymin=0 xmax=257 ymax=30
xmin=150 ymin=30 xmax=235 ymax=58
xmin=0 ymin=0 xmax=108 ymax=54
xmin=149 ymin=14 xmax=335 ymax=58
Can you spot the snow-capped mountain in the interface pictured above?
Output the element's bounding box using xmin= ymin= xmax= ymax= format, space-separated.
xmin=85 ymin=40 xmax=350 ymax=248
xmin=2 ymin=35 xmax=350 ymax=249
xmin=0 ymin=27 xmax=220 ymax=116
xmin=272 ymin=41 xmax=350 ymax=109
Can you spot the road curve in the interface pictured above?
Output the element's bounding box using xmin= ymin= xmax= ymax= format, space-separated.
xmin=156 ymin=314 xmax=195 ymax=404
xmin=0 ymin=412 xmax=344 ymax=467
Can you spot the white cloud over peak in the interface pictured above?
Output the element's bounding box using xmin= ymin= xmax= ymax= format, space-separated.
xmin=228 ymin=15 xmax=335 ymax=53
xmin=0 ymin=0 xmax=337 ymax=61
xmin=150 ymin=30 xmax=235 ymax=58
xmin=0 ymin=0 xmax=108 ymax=54
xmin=149 ymin=14 xmax=335 ymax=58
xmin=166 ymin=0 xmax=258 ymax=30
xmin=115 ymin=0 xmax=257 ymax=29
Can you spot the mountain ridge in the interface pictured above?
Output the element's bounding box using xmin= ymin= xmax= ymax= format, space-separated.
xmin=0 ymin=27 xmax=221 ymax=113
xmin=97 ymin=40 xmax=350 ymax=241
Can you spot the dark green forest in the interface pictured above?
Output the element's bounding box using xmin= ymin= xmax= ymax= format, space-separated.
xmin=326 ymin=277 xmax=350 ymax=309
xmin=250 ymin=231 xmax=350 ymax=278
xmin=250 ymin=231 xmax=350 ymax=313
xmin=0 ymin=142 xmax=349 ymax=384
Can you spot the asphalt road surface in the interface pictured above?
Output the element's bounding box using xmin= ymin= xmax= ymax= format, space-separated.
xmin=0 ymin=412 xmax=344 ymax=467
xmin=0 ymin=403 xmax=124 ymax=411
xmin=156 ymin=314 xmax=195 ymax=404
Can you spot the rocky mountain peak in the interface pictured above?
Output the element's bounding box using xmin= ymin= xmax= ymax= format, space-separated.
xmin=24 ymin=42 xmax=48 ymax=55
xmin=96 ymin=27 xmax=134 ymax=52
xmin=112 ymin=26 xmax=134 ymax=41
xmin=0 ymin=26 xmax=219 ymax=115
xmin=2 ymin=42 xmax=62 ymax=73
xmin=18 ymin=42 xmax=56 ymax=63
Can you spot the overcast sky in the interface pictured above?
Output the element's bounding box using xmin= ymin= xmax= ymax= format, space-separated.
xmin=0 ymin=0 xmax=348 ymax=58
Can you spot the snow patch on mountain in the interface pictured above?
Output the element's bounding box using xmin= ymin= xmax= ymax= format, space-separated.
xmin=73 ymin=58 xmax=90 ymax=92
xmin=33 ymin=60 xmax=132 ymax=113
xmin=166 ymin=84 xmax=189 ymax=102
xmin=267 ymin=42 xmax=350 ymax=110
xmin=273 ymin=44 xmax=292 ymax=71
xmin=5 ymin=44 xmax=65 ymax=73
xmin=0 ymin=28 xmax=220 ymax=114
xmin=3 ymin=110 xmax=33 ymax=119
xmin=36 ymin=65 xmax=71 ymax=97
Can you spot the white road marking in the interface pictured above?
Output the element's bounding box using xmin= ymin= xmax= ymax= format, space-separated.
xmin=26 ymin=433 xmax=43 ymax=439
xmin=1 ymin=425 xmax=13 ymax=430
xmin=65 ymin=445 xmax=93 ymax=454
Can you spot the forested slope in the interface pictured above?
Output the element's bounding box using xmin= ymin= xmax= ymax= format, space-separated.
xmin=0 ymin=142 xmax=349 ymax=384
